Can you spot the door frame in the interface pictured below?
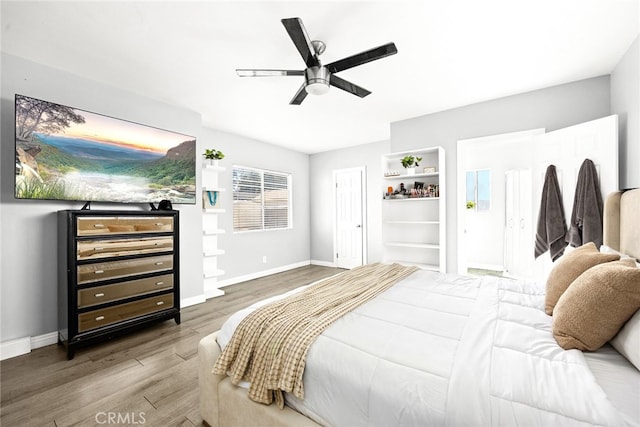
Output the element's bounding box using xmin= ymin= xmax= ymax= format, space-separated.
xmin=333 ymin=166 xmax=368 ymax=268
xmin=456 ymin=129 xmax=544 ymax=275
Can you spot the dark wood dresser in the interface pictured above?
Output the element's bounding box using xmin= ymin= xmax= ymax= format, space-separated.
xmin=58 ymin=210 xmax=180 ymax=359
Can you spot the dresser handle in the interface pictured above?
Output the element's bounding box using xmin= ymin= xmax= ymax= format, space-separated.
xmin=95 ymin=316 xmax=105 ymax=321
xmin=94 ymin=247 xmax=104 ymax=251
xmin=94 ymin=224 xmax=105 ymax=228
xmin=95 ymin=293 xmax=105 ymax=297
xmin=156 ymin=281 xmax=164 ymax=286
xmin=155 ymin=262 xmax=163 ymax=266
xmin=156 ymin=301 xmax=164 ymax=306
xmin=94 ymin=270 xmax=104 ymax=274
xmin=155 ymin=222 xmax=163 ymax=226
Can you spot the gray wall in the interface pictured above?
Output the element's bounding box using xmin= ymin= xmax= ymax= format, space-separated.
xmin=391 ymin=76 xmax=612 ymax=273
xmin=611 ymin=35 xmax=640 ymax=190
xmin=205 ymin=128 xmax=311 ymax=283
xmin=1 ymin=53 xmax=202 ymax=341
xmin=0 ymin=53 xmax=311 ymax=346
xmin=309 ymin=140 xmax=390 ymax=264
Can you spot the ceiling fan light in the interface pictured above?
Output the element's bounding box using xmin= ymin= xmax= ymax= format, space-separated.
xmin=305 ymin=66 xmax=331 ymax=95
xmin=306 ymin=81 xmax=330 ymax=95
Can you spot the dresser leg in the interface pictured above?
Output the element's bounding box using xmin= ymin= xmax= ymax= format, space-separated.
xmin=174 ymin=313 xmax=181 ymax=325
xmin=67 ymin=348 xmax=75 ymax=360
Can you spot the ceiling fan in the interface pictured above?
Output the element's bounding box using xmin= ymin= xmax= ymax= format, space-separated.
xmin=236 ymin=17 xmax=398 ymax=105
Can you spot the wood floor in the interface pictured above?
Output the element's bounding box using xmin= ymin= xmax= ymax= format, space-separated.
xmin=0 ymin=265 xmax=343 ymax=427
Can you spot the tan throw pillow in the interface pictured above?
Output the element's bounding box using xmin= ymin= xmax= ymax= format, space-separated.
xmin=552 ymin=259 xmax=640 ymax=351
xmin=545 ymin=242 xmax=619 ymax=315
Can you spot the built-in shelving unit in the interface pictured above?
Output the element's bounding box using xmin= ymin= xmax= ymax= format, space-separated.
xmin=381 ymin=147 xmax=446 ymax=272
xmin=202 ymin=163 xmax=225 ymax=298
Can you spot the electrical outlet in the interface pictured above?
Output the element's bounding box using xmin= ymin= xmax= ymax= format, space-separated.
xmin=262 ymin=255 xmax=267 ymax=263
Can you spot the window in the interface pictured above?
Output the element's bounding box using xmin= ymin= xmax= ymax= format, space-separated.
xmin=232 ymin=166 xmax=292 ymax=232
xmin=466 ymin=169 xmax=491 ymax=211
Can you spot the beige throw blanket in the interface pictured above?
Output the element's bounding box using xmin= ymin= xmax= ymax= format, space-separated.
xmin=212 ymin=263 xmax=418 ymax=408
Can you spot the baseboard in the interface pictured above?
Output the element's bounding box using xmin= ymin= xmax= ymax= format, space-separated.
xmin=0 ymin=337 xmax=31 ymax=360
xmin=181 ymin=294 xmax=207 ymax=308
xmin=310 ymin=259 xmax=336 ymax=267
xmin=467 ymin=263 xmax=504 ymax=272
xmin=31 ymin=332 xmax=58 ymax=349
xmin=1 ymin=331 xmax=59 ymax=361
xmin=216 ymin=260 xmax=311 ymax=288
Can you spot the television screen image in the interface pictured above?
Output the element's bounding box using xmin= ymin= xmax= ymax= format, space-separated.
xmin=14 ymin=94 xmax=196 ymax=204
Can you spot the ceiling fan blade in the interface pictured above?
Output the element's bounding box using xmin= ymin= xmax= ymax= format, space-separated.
xmin=329 ymin=75 xmax=371 ymax=98
xmin=236 ymin=69 xmax=304 ymax=77
xmin=281 ymin=17 xmax=319 ymax=68
xmin=289 ymin=83 xmax=308 ymax=105
xmin=325 ymin=42 xmax=397 ymax=74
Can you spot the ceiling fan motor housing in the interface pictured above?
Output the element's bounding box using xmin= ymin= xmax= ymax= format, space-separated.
xmin=305 ymin=66 xmax=330 ymax=95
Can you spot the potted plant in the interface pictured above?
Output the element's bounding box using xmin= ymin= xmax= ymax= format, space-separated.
xmin=400 ymin=155 xmax=422 ymax=175
xmin=203 ymin=148 xmax=225 ymax=166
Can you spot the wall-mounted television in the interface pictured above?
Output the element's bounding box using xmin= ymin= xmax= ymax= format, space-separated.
xmin=14 ymin=94 xmax=196 ymax=205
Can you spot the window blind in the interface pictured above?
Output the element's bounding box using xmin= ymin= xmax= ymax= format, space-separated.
xmin=232 ymin=166 xmax=291 ymax=232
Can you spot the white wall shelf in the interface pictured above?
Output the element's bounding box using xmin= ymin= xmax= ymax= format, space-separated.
xmin=202 ymin=161 xmax=225 ymax=298
xmin=381 ymin=146 xmax=446 ymax=272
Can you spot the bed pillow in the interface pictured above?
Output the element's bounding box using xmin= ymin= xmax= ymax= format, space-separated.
xmin=611 ymin=308 xmax=640 ymax=370
xmin=545 ymin=242 xmax=620 ymax=315
xmin=600 ymin=244 xmax=640 ymax=269
xmin=552 ymin=259 xmax=640 ymax=351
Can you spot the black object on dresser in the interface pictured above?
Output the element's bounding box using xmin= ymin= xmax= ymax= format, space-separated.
xmin=58 ymin=210 xmax=181 ymax=359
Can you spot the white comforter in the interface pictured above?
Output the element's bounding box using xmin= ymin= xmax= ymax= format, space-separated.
xmin=218 ymin=270 xmax=631 ymax=426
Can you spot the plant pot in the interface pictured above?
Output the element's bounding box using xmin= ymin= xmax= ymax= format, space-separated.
xmin=405 ymin=167 xmax=416 ymax=175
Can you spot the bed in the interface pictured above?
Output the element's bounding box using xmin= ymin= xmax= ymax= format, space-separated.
xmin=198 ymin=189 xmax=640 ymax=426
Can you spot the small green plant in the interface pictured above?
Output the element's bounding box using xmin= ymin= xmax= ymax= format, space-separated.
xmin=400 ymin=155 xmax=422 ymax=168
xmin=466 ymin=200 xmax=476 ymax=209
xmin=203 ymin=148 xmax=225 ymax=160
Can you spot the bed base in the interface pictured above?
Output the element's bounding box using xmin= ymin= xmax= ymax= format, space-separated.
xmin=198 ymin=331 xmax=320 ymax=427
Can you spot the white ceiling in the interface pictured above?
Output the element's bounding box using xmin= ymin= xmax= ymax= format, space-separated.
xmin=2 ymin=0 xmax=638 ymax=154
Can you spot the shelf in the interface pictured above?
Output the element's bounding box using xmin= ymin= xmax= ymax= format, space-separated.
xmin=384 ymin=220 xmax=440 ymax=225
xmin=203 ymin=248 xmax=225 ymax=257
xmin=203 ymin=165 xmax=226 ymax=172
xmin=384 ymin=172 xmax=439 ymax=180
xmin=203 ymin=228 xmax=225 ymax=235
xmin=203 ymin=208 xmax=226 ymax=214
xmin=203 ymin=268 xmax=225 ymax=279
xmin=386 ymin=260 xmax=441 ymax=271
xmin=383 ymin=197 xmax=440 ymax=201
xmin=384 ymin=242 xmax=439 ymax=249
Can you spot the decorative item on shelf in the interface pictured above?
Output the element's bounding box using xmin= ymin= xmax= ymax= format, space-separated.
xmin=401 ymin=155 xmax=423 ymax=175
xmin=203 ymin=148 xmax=225 ymax=166
xmin=423 ymin=166 xmax=436 ymax=173
xmin=384 ymin=171 xmax=401 ymax=177
xmin=203 ymin=190 xmax=221 ymax=209
xmin=466 ymin=200 xmax=476 ymax=209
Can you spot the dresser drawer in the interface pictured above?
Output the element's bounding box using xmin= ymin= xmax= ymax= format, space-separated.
xmin=77 ymin=237 xmax=173 ymax=260
xmin=77 ymin=274 xmax=174 ymax=308
xmin=78 ymin=294 xmax=174 ymax=333
xmin=77 ymin=255 xmax=173 ymax=285
xmin=76 ymin=216 xmax=174 ymax=236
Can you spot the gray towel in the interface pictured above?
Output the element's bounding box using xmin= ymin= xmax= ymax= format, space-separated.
xmin=565 ymin=159 xmax=603 ymax=248
xmin=535 ymin=165 xmax=568 ymax=261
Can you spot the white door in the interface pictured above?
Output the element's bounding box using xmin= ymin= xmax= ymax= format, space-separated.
xmin=504 ymin=169 xmax=533 ymax=279
xmin=334 ymin=167 xmax=366 ymax=269
xmin=532 ymin=115 xmax=618 ymax=283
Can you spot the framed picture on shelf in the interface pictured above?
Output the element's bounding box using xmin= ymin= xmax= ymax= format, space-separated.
xmin=423 ymin=166 xmax=436 ymax=173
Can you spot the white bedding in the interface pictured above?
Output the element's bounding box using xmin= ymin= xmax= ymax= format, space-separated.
xmin=217 ymin=269 xmax=639 ymax=426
